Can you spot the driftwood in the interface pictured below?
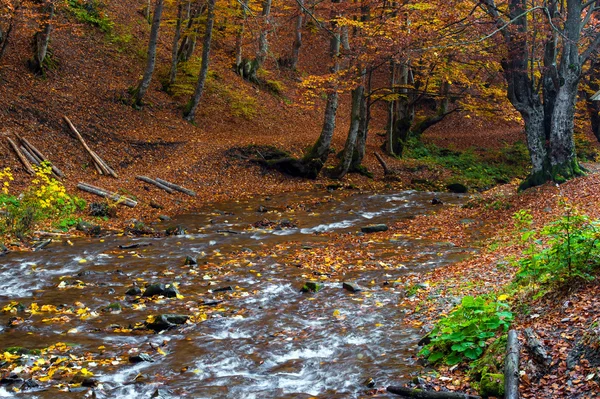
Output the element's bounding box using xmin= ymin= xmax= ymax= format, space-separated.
xmin=524 ymin=327 xmax=551 ymax=367
xmin=18 ymin=135 xmax=66 ymax=178
xmin=374 ymin=152 xmax=391 ymax=175
xmin=504 ymin=329 xmax=520 ymax=399
xmin=6 ymin=137 xmax=35 ymax=174
xmin=155 ymin=178 xmax=196 ymax=197
xmin=136 ymin=176 xmax=174 ymax=194
xmin=77 ymin=182 xmax=137 ymax=208
xmin=64 ymin=116 xmax=118 ymax=178
xmin=386 ymin=386 xmax=481 ymax=399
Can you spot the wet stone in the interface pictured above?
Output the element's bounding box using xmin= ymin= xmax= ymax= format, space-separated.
xmin=163 ymin=284 xmax=180 ymax=298
xmin=431 ymin=197 xmax=443 ymax=205
xmin=342 ymin=282 xmax=365 ymax=292
xmin=184 ymin=255 xmax=197 ymax=266
xmin=129 ymin=353 xmax=154 ymax=363
xmin=213 ymin=285 xmax=234 ymax=293
xmin=104 ymin=302 xmax=122 ymax=312
xmin=301 ymin=281 xmax=323 ymax=293
xmin=361 ymin=224 xmax=389 ymax=233
xmin=126 ymin=286 xmax=142 ymax=296
xmin=159 ymin=215 xmax=172 ymax=221
xmin=257 ymin=205 xmax=268 ymax=212
xmin=76 ymin=220 xmax=101 ymax=236
xmin=146 ymin=314 xmax=189 ymax=332
xmin=166 ymin=225 xmax=187 ymax=236
xmin=143 ymin=283 xmax=166 ymax=297
xmin=152 ymin=388 xmax=175 ymax=399
xmin=20 ymin=379 xmax=40 ymax=390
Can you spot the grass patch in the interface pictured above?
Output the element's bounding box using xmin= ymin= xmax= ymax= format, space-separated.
xmin=405 ymin=140 xmax=529 ymax=191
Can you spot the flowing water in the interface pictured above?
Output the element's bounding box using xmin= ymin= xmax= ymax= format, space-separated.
xmin=0 ymin=190 xmax=482 ymax=398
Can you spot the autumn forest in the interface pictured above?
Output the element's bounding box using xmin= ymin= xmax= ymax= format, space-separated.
xmin=1 ymin=0 xmax=600 ymax=398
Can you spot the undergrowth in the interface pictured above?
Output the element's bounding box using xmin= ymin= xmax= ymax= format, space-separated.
xmin=0 ymin=164 xmax=85 ymax=239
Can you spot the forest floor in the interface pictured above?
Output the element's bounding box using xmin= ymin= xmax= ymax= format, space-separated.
xmin=2 ymin=2 xmax=600 ymax=397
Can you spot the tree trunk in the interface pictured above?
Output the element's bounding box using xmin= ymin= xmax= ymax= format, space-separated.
xmin=290 ymin=0 xmax=303 ymax=70
xmin=234 ymin=0 xmax=248 ymax=69
xmin=549 ymin=73 xmax=581 ymax=180
xmin=183 ymin=0 xmax=215 ymax=122
xmin=352 ymin=83 xmax=369 ymax=170
xmin=177 ymin=1 xmax=203 ymax=63
xmin=391 ymin=62 xmax=414 ymax=157
xmin=133 ymin=0 xmax=164 ymax=106
xmin=168 ymin=1 xmax=184 ymax=86
xmin=586 ymin=61 xmax=600 ymax=142
xmin=303 ymin=30 xmax=341 ymax=167
xmin=31 ymin=0 xmax=54 ymax=74
xmin=386 ymin=61 xmax=396 ymax=155
xmin=249 ymin=0 xmax=272 ymax=82
xmin=334 ymin=85 xmax=364 ymax=178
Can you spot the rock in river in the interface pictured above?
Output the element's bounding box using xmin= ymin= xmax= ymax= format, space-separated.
xmin=343 ymin=282 xmax=366 ymax=292
xmin=143 ymin=283 xmax=180 ymax=298
xmin=301 ymin=281 xmax=323 ymax=293
xmin=146 ymin=314 xmax=189 ymax=332
xmin=361 ymin=224 xmax=388 ymax=233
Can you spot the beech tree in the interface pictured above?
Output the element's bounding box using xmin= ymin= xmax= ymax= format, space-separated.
xmin=30 ymin=0 xmax=55 ymax=73
xmin=480 ymin=0 xmax=600 ymax=188
xmin=132 ymin=0 xmax=164 ymax=106
xmin=183 ymin=0 xmax=216 ymax=122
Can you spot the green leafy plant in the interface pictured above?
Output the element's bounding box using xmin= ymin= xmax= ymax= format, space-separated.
xmin=66 ymin=0 xmax=114 ymax=33
xmin=514 ymin=201 xmax=600 ymax=286
xmin=419 ymin=295 xmax=513 ymax=365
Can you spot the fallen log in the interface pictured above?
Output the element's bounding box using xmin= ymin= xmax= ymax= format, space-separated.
xmin=504 ymin=329 xmax=520 ymax=399
xmin=64 ymin=116 xmax=117 ymax=177
xmin=77 ymin=182 xmax=137 ymax=208
xmin=155 ymin=178 xmax=196 ymax=197
xmin=18 ymin=136 xmax=65 ymax=178
xmin=136 ymin=176 xmax=174 ymax=194
xmin=524 ymin=327 xmax=551 ymax=367
xmin=20 ymin=145 xmax=41 ymax=166
xmin=386 ymin=386 xmax=481 ymax=399
xmin=6 ymin=137 xmax=35 ymax=174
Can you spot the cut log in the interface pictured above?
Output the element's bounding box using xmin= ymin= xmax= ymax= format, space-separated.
xmin=6 ymin=137 xmax=35 ymax=174
xmin=136 ymin=176 xmax=174 ymax=194
xmin=374 ymin=152 xmax=391 ymax=175
xmin=155 ymin=178 xmax=196 ymax=197
xmin=64 ymin=116 xmax=117 ymax=177
xmin=17 ymin=135 xmax=66 ymax=178
xmin=20 ymin=145 xmax=41 ymax=166
xmin=77 ymin=182 xmax=137 ymax=208
xmin=386 ymin=386 xmax=481 ymax=399
xmin=524 ymin=327 xmax=551 ymax=367
xmin=504 ymin=329 xmax=520 ymax=399
xmin=91 ymin=150 xmax=119 ymax=178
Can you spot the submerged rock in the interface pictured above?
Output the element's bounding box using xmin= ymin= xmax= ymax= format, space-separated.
xmin=431 ymin=197 xmax=443 ymax=205
xmin=166 ymin=225 xmax=187 ymax=236
xmin=342 ymin=282 xmax=366 ymax=292
xmin=184 ymin=255 xmax=197 ymax=266
xmin=125 ymin=286 xmax=142 ymax=296
xmin=143 ymin=283 xmax=180 ymax=298
xmin=361 ymin=224 xmax=388 ymax=233
xmin=129 ymin=353 xmax=154 ymax=363
xmin=146 ymin=314 xmax=189 ymax=332
xmin=301 ymin=281 xmax=323 ymax=293
xmin=104 ymin=302 xmax=122 ymax=312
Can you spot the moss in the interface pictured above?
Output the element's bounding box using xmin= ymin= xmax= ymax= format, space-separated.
xmin=479 ymin=373 xmax=505 ymax=398
xmin=265 ymin=79 xmax=285 ymax=95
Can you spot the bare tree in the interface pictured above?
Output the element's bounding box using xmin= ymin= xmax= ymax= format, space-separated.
xmin=30 ymin=0 xmax=54 ymax=73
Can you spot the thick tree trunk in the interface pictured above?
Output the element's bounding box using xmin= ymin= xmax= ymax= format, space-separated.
xmin=386 ymin=61 xmax=396 ymax=155
xmin=183 ymin=0 xmax=215 ymax=122
xmin=549 ymin=74 xmax=582 ymax=180
xmin=251 ymin=0 xmax=272 ymax=81
xmin=290 ymin=0 xmax=303 ymax=70
xmin=352 ymin=86 xmax=368 ymax=170
xmin=31 ymin=0 xmax=54 ymax=73
xmin=391 ymin=62 xmax=414 ymax=157
xmin=133 ymin=0 xmax=164 ymax=106
xmin=168 ymin=1 xmax=184 ymax=86
xmin=303 ymin=30 xmax=341 ymax=167
xmin=177 ymin=2 xmax=203 ymax=63
xmin=334 ymin=85 xmax=364 ymax=178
